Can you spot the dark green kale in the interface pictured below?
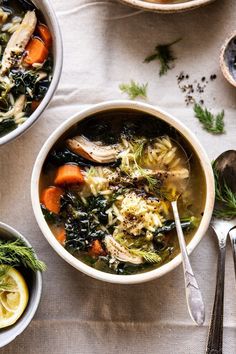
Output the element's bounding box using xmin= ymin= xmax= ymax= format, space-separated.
xmin=41 ymin=204 xmax=61 ymax=224
xmin=154 ymin=217 xmax=197 ymax=236
xmin=0 ymin=119 xmax=17 ymax=137
xmin=47 ymin=148 xmax=120 ymax=168
xmin=79 ymin=120 xmax=117 ymax=145
xmin=60 ymin=192 xmax=109 ymax=252
xmin=10 ymin=70 xmax=51 ymax=101
xmin=48 ymin=148 xmax=96 ymax=168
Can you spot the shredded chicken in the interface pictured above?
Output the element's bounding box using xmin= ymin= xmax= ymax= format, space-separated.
xmin=0 ymin=11 xmax=37 ymax=74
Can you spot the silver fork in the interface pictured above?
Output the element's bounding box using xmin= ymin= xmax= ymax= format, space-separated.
xmin=206 ymin=218 xmax=236 ymax=354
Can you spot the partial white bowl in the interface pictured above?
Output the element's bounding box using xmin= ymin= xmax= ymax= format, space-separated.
xmin=119 ymin=0 xmax=215 ymax=13
xmin=0 ymin=0 xmax=63 ymax=146
xmin=31 ymin=100 xmax=215 ymax=284
xmin=0 ymin=222 xmax=42 ymax=348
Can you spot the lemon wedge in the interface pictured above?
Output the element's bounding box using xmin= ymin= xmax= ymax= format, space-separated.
xmin=0 ymin=267 xmax=29 ymax=329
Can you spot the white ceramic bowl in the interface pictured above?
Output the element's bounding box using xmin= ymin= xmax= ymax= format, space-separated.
xmin=0 ymin=222 xmax=42 ymax=348
xmin=119 ymin=0 xmax=215 ymax=13
xmin=0 ymin=0 xmax=63 ymax=146
xmin=31 ymin=100 xmax=215 ymax=284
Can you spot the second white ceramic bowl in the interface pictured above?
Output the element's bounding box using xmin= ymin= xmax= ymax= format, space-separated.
xmin=31 ymin=100 xmax=215 ymax=284
xmin=0 ymin=0 xmax=63 ymax=146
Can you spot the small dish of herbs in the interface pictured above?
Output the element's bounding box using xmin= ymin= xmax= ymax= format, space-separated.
xmin=0 ymin=222 xmax=45 ymax=345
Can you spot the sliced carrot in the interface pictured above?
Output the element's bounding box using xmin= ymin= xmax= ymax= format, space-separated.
xmin=40 ymin=186 xmax=63 ymax=214
xmin=88 ymin=240 xmax=105 ymax=257
xmin=55 ymin=227 xmax=66 ymax=246
xmin=54 ymin=165 xmax=84 ymax=186
xmin=37 ymin=24 xmax=52 ymax=48
xmin=24 ymin=38 xmax=48 ymax=65
xmin=31 ymin=100 xmax=41 ymax=112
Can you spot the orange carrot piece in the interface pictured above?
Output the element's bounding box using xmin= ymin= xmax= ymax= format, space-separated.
xmin=24 ymin=38 xmax=48 ymax=65
xmin=54 ymin=165 xmax=84 ymax=186
xmin=37 ymin=24 xmax=52 ymax=48
xmin=55 ymin=227 xmax=66 ymax=246
xmin=89 ymin=240 xmax=105 ymax=257
xmin=41 ymin=186 xmax=63 ymax=214
xmin=31 ymin=100 xmax=41 ymax=112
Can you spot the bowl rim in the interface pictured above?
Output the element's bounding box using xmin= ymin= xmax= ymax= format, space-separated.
xmin=31 ymin=100 xmax=215 ymax=284
xmin=0 ymin=222 xmax=42 ymax=348
xmin=0 ymin=0 xmax=63 ymax=146
xmin=220 ymin=31 xmax=236 ymax=88
xmin=118 ymin=0 xmax=215 ymax=13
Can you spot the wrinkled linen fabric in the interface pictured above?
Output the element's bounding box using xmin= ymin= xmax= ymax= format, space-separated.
xmin=1 ymin=0 xmax=236 ymax=353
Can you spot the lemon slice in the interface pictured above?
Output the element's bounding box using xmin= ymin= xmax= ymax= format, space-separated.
xmin=0 ymin=267 xmax=29 ymax=329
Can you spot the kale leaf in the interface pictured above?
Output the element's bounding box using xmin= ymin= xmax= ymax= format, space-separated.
xmin=60 ymin=192 xmax=109 ymax=252
xmin=47 ymin=148 xmax=120 ymax=168
xmin=0 ymin=119 xmax=17 ymax=137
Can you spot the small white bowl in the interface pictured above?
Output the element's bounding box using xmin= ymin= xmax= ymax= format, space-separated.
xmin=31 ymin=100 xmax=215 ymax=284
xmin=119 ymin=0 xmax=216 ymax=13
xmin=220 ymin=32 xmax=236 ymax=88
xmin=0 ymin=222 xmax=42 ymax=348
xmin=0 ymin=0 xmax=63 ymax=146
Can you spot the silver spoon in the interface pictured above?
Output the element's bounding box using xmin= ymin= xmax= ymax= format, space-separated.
xmin=163 ymin=140 xmax=205 ymax=326
xmin=206 ymin=150 xmax=236 ymax=354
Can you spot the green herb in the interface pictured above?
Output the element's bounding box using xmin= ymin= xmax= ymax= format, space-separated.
xmin=0 ymin=265 xmax=12 ymax=291
xmin=213 ymin=163 xmax=236 ymax=218
xmin=144 ymin=38 xmax=181 ymax=76
xmin=130 ymin=249 xmax=161 ymax=263
xmin=0 ymin=240 xmax=46 ymax=272
xmin=119 ymin=80 xmax=148 ymax=100
xmin=194 ymin=103 xmax=225 ymax=134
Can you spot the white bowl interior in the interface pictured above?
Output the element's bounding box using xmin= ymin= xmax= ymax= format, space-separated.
xmin=31 ymin=101 xmax=215 ymax=284
xmin=0 ymin=0 xmax=63 ymax=146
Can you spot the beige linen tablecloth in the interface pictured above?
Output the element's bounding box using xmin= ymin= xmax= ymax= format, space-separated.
xmin=1 ymin=0 xmax=236 ymax=353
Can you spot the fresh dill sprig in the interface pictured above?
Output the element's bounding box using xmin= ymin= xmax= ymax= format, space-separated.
xmin=119 ymin=80 xmax=148 ymax=100
xmin=130 ymin=249 xmax=161 ymax=263
xmin=0 ymin=239 xmax=46 ymax=272
xmin=213 ymin=162 xmax=236 ymax=218
xmin=144 ymin=38 xmax=181 ymax=76
xmin=194 ymin=103 xmax=225 ymax=134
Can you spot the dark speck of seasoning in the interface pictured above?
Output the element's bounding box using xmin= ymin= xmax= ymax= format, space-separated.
xmin=210 ymin=74 xmax=217 ymax=81
xmin=177 ymin=71 xmax=218 ymax=106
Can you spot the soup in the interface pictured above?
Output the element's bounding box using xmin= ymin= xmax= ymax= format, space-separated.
xmin=0 ymin=0 xmax=53 ymax=137
xmin=40 ymin=110 xmax=206 ymax=275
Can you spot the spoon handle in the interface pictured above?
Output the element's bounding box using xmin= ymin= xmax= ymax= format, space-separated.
xmin=206 ymin=237 xmax=226 ymax=354
xmin=171 ymin=201 xmax=205 ymax=326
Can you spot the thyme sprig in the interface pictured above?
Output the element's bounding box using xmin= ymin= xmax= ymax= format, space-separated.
xmin=0 ymin=239 xmax=46 ymax=272
xmin=194 ymin=103 xmax=225 ymax=134
xmin=144 ymin=38 xmax=181 ymax=76
xmin=119 ymin=80 xmax=148 ymax=100
xmin=213 ymin=162 xmax=236 ymax=218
